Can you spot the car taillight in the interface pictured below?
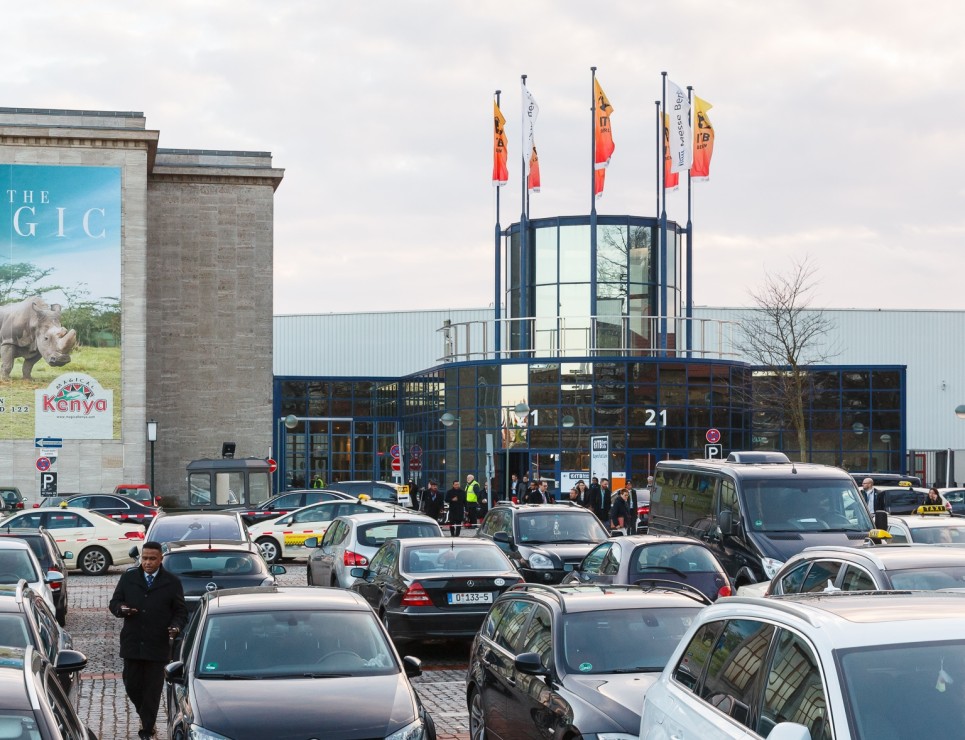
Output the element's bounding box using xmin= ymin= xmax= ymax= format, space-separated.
xmin=637 ymin=505 xmax=650 ymax=517
xmin=15 ymin=503 xmax=23 ymax=510
xmin=718 ymin=584 xmax=733 ymax=598
xmin=343 ymin=550 xmax=367 ymax=567
xmin=125 ymin=530 xmax=145 ymax=540
xmin=400 ymin=582 xmax=432 ymax=607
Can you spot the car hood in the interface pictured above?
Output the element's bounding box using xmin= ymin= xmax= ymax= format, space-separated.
xmin=521 ymin=542 xmax=600 ymax=564
xmin=179 ymin=574 xmax=272 ymax=598
xmin=567 ymin=672 xmax=657 ymax=729
xmin=191 ymin=673 xmax=419 ymax=740
xmin=748 ymin=529 xmax=869 ymax=562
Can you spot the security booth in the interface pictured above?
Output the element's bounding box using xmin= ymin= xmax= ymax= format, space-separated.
xmin=179 ymin=458 xmax=273 ymax=510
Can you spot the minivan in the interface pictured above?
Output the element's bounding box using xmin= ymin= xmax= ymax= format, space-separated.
xmin=648 ymin=451 xmax=874 ymax=589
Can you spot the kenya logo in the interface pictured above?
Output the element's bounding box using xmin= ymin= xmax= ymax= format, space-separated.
xmin=42 ymin=381 xmax=107 ymax=414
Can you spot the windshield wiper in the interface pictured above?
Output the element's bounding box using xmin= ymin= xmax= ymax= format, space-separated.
xmin=609 ymin=667 xmax=661 ymax=673
xmin=300 ymin=672 xmax=352 ymax=678
xmin=207 ymin=673 xmax=263 ymax=680
xmin=549 ymin=538 xmax=589 ymax=544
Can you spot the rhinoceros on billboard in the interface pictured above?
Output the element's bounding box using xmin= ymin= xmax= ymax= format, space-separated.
xmin=0 ymin=298 xmax=77 ymax=381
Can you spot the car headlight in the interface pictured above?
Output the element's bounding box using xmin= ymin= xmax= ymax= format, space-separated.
xmin=528 ymin=553 xmax=554 ymax=569
xmin=189 ymin=725 xmax=232 ymax=740
xmin=385 ymin=718 xmax=425 ymax=740
xmin=762 ymin=557 xmax=785 ymax=579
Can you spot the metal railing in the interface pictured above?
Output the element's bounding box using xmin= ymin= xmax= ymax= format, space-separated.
xmin=437 ymin=315 xmax=741 ymax=363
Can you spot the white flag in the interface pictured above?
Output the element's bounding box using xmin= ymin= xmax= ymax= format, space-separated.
xmin=666 ymin=79 xmax=692 ymax=174
xmin=522 ymin=83 xmax=539 ymax=176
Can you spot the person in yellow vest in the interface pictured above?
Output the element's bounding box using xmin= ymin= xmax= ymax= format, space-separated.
xmin=312 ymin=474 xmax=325 ymax=489
xmin=465 ymin=474 xmax=482 ymax=526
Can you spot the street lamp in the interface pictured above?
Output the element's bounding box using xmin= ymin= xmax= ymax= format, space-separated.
xmin=562 ymin=415 xmax=575 ymax=428
xmin=146 ymin=420 xmax=158 ymax=497
xmin=880 ymin=433 xmax=892 ymax=471
xmin=955 ymin=405 xmax=965 ymax=420
xmin=440 ymin=412 xmax=462 ymax=483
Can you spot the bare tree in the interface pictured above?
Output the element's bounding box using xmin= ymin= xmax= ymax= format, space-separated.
xmin=740 ymin=257 xmax=837 ymax=461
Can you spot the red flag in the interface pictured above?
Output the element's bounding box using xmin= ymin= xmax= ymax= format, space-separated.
xmin=593 ymin=78 xmax=615 ymax=169
xmin=663 ymin=114 xmax=679 ymax=191
xmin=692 ymin=96 xmax=715 ymax=181
xmin=492 ymin=101 xmax=509 ymax=186
xmin=528 ymin=146 xmax=541 ymax=193
xmin=594 ymin=169 xmax=605 ymax=199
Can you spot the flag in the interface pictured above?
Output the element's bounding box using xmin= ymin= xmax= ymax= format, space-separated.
xmin=593 ymin=78 xmax=615 ymax=169
xmin=493 ymin=101 xmax=509 ymax=187
xmin=692 ymin=95 xmax=715 ymax=181
xmin=528 ymin=146 xmax=541 ymax=192
xmin=666 ymin=79 xmax=691 ymax=174
xmin=663 ymin=114 xmax=679 ymax=191
xmin=522 ymin=83 xmax=539 ymax=177
xmin=594 ymin=168 xmax=605 ymax=199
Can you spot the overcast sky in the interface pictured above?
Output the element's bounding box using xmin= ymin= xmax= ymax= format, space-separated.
xmin=5 ymin=1 xmax=964 ymax=315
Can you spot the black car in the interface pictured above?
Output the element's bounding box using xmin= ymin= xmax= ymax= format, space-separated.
xmin=466 ymin=582 xmax=710 ymax=739
xmin=475 ymin=501 xmax=611 ymax=583
xmin=351 ymin=537 xmax=522 ymax=647
xmin=0 ymin=487 xmax=26 ymax=512
xmin=230 ymin=488 xmax=354 ymax=525
xmin=0 ymin=646 xmax=96 ymax=739
xmin=0 ymin=528 xmax=69 ymax=625
xmin=0 ymin=583 xmax=88 ymax=697
xmin=62 ymin=493 xmax=158 ymax=527
xmin=144 ymin=511 xmax=249 ymax=548
xmin=164 ymin=586 xmax=436 ymax=740
xmin=162 ymin=541 xmax=285 ymax=613
xmin=562 ymin=534 xmax=733 ymax=601
xmin=328 ymin=481 xmax=406 ymax=505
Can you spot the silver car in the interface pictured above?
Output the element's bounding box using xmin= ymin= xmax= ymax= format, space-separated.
xmin=305 ymin=511 xmax=442 ymax=588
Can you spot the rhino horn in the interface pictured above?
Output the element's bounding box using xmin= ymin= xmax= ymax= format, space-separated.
xmin=56 ymin=329 xmax=77 ymax=353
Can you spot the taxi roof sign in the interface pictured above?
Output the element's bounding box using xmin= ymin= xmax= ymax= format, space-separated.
xmin=915 ymin=504 xmax=950 ymax=516
xmin=898 ymin=480 xmax=913 ymax=487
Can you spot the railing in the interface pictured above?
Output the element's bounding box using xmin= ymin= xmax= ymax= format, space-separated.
xmin=437 ymin=315 xmax=741 ymax=363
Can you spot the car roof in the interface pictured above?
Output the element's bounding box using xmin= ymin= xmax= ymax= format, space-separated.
xmin=889 ymin=512 xmax=964 ymax=528
xmin=0 ymin=540 xmax=32 ymax=551
xmin=339 ymin=511 xmax=436 ymax=524
xmin=155 ymin=511 xmax=241 ymax=519
xmin=203 ymin=585 xmax=371 ymax=613
xmin=656 ymin=458 xmax=855 ymax=480
xmin=796 ymin=543 xmax=965 ymax=569
xmin=509 ymin=583 xmax=708 ymax=612
xmin=399 ymin=537 xmax=497 ymax=548
xmin=163 ymin=541 xmax=260 ymax=554
xmin=613 ymin=534 xmax=712 ymax=547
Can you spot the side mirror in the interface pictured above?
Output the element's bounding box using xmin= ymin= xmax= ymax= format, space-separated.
xmin=767 ymin=722 xmax=812 ymax=740
xmin=349 ymin=567 xmax=368 ymax=578
xmin=514 ymin=651 xmax=549 ymax=676
xmin=62 ymin=551 xmax=73 ymax=560
xmin=874 ymin=510 xmax=889 ymax=530
xmin=128 ymin=546 xmax=140 ymax=559
xmin=270 ymin=564 xmax=287 ymax=575
xmin=45 ymin=571 xmax=65 ymax=586
xmin=493 ymin=531 xmax=515 ymax=551
xmin=54 ymin=649 xmax=88 ymax=673
xmin=719 ymin=510 xmax=735 ymax=536
xmin=402 ymin=655 xmax=422 ymax=678
xmin=562 ymin=563 xmax=574 ymax=572
xmin=303 ymin=536 xmax=319 ymax=548
xmin=164 ymin=660 xmax=185 ymax=685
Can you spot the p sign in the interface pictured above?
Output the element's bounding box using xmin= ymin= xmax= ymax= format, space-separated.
xmin=705 ymin=444 xmax=723 ymax=460
xmin=40 ymin=472 xmax=58 ymax=496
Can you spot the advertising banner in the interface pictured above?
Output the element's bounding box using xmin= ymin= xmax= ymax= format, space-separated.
xmin=1 ymin=164 xmax=122 ymax=439
xmin=589 ymin=434 xmax=610 ymax=484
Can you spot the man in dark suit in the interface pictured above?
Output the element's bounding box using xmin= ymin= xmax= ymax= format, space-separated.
xmin=588 ymin=477 xmax=605 ymax=521
xmin=420 ymin=480 xmax=445 ymax=521
xmin=109 ymin=541 xmax=187 ymax=739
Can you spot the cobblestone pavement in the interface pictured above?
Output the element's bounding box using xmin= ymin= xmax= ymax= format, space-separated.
xmin=70 ymin=563 xmax=470 ymax=739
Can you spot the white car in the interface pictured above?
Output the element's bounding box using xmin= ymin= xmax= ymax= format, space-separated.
xmin=0 ymin=539 xmax=60 ymax=613
xmin=305 ymin=511 xmax=442 ymax=588
xmin=886 ymin=506 xmax=965 ymax=544
xmin=0 ymin=507 xmax=141 ymax=575
xmin=248 ymin=498 xmax=386 ymax=563
xmin=640 ymin=591 xmax=965 ymax=739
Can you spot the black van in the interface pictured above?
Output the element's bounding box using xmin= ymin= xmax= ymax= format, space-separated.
xmin=648 ymin=451 xmax=874 ymax=589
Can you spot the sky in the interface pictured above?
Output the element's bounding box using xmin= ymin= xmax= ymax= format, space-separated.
xmin=4 ymin=1 xmax=964 ymax=315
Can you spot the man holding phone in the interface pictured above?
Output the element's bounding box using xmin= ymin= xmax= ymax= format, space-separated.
xmin=109 ymin=541 xmax=187 ymax=739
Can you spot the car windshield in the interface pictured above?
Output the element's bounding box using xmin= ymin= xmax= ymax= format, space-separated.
xmin=356 ymin=521 xmax=440 ymax=548
xmin=164 ymin=551 xmax=266 ymax=577
xmin=909 ymin=525 xmax=965 ymax=544
xmin=562 ymin=607 xmax=699 ymax=674
xmin=0 ymin=551 xmax=39 ymax=584
xmin=742 ymin=479 xmax=873 ymax=533
xmin=887 ymin=567 xmax=965 ymax=590
xmin=197 ymin=609 xmax=397 ymax=678
xmin=0 ymin=537 xmax=46 ymax=567
xmin=838 ymin=640 xmax=965 ymax=738
xmin=0 ymin=615 xmax=29 ymax=649
xmin=151 ymin=518 xmax=243 ymax=543
xmin=516 ymin=512 xmax=609 ymax=544
xmin=404 ymin=544 xmax=512 ymax=573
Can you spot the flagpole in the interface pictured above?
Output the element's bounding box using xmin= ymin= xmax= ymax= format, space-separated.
xmin=655 ymin=100 xmax=661 ymax=225
xmin=494 ymin=89 xmax=503 ymax=359
xmin=659 ymin=71 xmax=668 ymax=353
xmin=590 ymin=66 xmax=598 ymax=340
xmin=685 ymin=85 xmax=694 ymax=359
xmin=520 ymin=74 xmax=529 ymax=353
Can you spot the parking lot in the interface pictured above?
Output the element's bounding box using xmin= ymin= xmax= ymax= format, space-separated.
xmin=70 ymin=563 xmax=471 ymax=739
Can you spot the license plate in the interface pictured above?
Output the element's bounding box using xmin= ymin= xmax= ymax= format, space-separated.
xmin=448 ymin=592 xmax=493 ymax=605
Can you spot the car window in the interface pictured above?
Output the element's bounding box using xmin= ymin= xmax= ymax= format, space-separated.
xmin=0 ymin=550 xmax=39 ymax=583
xmin=95 ymin=495 xmax=126 ymax=509
xmin=515 ymin=511 xmax=607 ymax=543
xmin=151 ymin=517 xmax=243 ymax=542
xmin=0 ymin=615 xmax=29 ymax=649
xmin=305 ymin=492 xmax=333 ymax=505
xmin=910 ymin=525 xmax=965 ymax=544
xmin=356 ymin=521 xmax=441 ymax=548
xmin=336 ymin=503 xmax=375 ymax=517
xmin=30 ymin=599 xmax=60 ymax=662
xmin=778 ymin=563 xmax=810 ymax=595
xmin=44 ymin=668 xmax=86 ymax=740
xmin=323 ymin=521 xmax=347 ymax=547
xmin=518 ymin=605 xmax=553 ymax=669
xmin=886 ymin=524 xmax=909 ymax=543
xmin=8 ymin=513 xmax=42 ymax=529
xmin=840 ymin=564 xmax=877 ymax=591
xmin=368 ymin=546 xmax=392 ymax=573
xmin=600 ymin=542 xmax=621 ymax=576
xmin=45 ymin=512 xmax=90 ymax=530
xmin=800 ymin=561 xmax=842 ymax=593
xmin=492 ymin=599 xmax=535 ymax=653
xmin=673 ymin=620 xmax=725 ymax=692
xmin=757 ymin=629 xmax=829 ymax=739
xmin=68 ymin=496 xmax=92 ymax=508
xmin=274 ymin=494 xmax=301 ymax=509
xmin=165 ymin=551 xmax=264 ymax=576
xmin=580 ymin=543 xmax=610 ymax=574
xmin=700 ymin=619 xmax=776 ymax=727
xmin=0 ymin=537 xmax=46 ymax=567
xmin=292 ymin=507 xmax=335 ymax=525
xmin=633 ymin=543 xmax=721 ymax=574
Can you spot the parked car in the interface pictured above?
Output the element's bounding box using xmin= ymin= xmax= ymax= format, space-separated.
xmin=61 ymin=493 xmax=158 ymax=527
xmin=0 ymin=646 xmax=96 ymax=739
xmin=0 ymin=528 xmax=69 ymax=625
xmin=870 ymin=485 xmax=948 ymax=515
xmin=562 ymin=534 xmax=733 ymax=601
xmin=327 ymin=480 xmax=411 ymax=507
xmin=849 ymin=472 xmax=922 ymax=488
xmin=113 ymin=483 xmax=161 ymax=507
xmin=229 ymin=488 xmax=355 ymax=525
xmin=161 ymin=541 xmax=285 ymax=613
xmin=475 ymin=501 xmax=612 ymax=583
xmin=0 ymin=539 xmax=60 ymax=613
xmin=467 ymin=582 xmax=710 ymax=740
xmin=305 ymin=511 xmax=443 ymax=588
xmin=144 ymin=511 xmax=249 ymax=549
xmin=164 ymin=586 xmax=435 ymax=740
xmin=639 ymin=591 xmax=965 ymax=739
xmin=0 ymin=581 xmax=86 ymax=696
xmin=249 ymin=498 xmax=396 ymax=563
xmin=0 ymin=507 xmax=143 ymax=575
xmin=939 ymin=487 xmax=965 ymax=515
xmin=886 ymin=506 xmax=965 ymax=543
xmin=0 ymin=487 xmax=26 ymax=512
xmin=351 ymin=537 xmax=522 ymax=646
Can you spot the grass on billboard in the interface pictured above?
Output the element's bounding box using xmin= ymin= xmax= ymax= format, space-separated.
xmin=0 ymin=346 xmax=121 ymax=440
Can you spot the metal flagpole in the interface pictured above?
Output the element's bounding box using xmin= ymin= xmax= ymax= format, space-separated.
xmin=520 ymin=74 xmax=530 ymax=353
xmin=659 ymin=72 xmax=668 ymax=353
xmin=686 ymin=85 xmax=694 ymax=359
xmin=590 ymin=67 xmax=598 ymax=337
xmin=494 ymin=89 xmax=502 ymax=358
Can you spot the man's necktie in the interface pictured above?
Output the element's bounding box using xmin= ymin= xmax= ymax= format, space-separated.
xmin=146 ymin=573 xmax=154 ymax=588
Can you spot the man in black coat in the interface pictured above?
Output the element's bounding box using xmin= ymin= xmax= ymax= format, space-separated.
xmin=446 ymin=480 xmax=466 ymax=537
xmin=109 ymin=541 xmax=187 ymax=739
xmin=421 ymin=480 xmax=445 ymax=521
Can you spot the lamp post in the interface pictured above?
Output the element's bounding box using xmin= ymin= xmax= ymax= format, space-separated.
xmin=440 ymin=412 xmax=462 ymax=483
xmin=880 ymin=433 xmax=892 ymax=471
xmin=956 ymin=405 xmax=965 ymax=420
xmin=146 ymin=420 xmax=158 ymax=497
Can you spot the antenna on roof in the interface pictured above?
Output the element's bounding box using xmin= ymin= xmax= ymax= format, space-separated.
xmin=792 ymin=460 xmax=798 ymax=475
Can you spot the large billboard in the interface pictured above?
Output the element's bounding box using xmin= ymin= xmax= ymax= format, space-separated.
xmin=1 ymin=165 xmax=122 ymax=440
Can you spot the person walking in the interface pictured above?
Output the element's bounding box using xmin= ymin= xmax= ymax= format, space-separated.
xmin=421 ymin=480 xmax=445 ymax=522
xmin=625 ymin=478 xmax=639 ymax=533
xmin=588 ymin=477 xmax=605 ymax=521
xmin=861 ymin=478 xmax=878 ymax=511
xmin=446 ymin=480 xmax=466 ymax=536
xmin=610 ymin=488 xmax=632 ymax=532
xmin=574 ymin=480 xmax=589 ymax=508
xmin=600 ymin=478 xmax=612 ymax=522
xmin=510 ymin=473 xmax=526 ymax=503
xmin=465 ymin=474 xmax=482 ymax=525
xmin=109 ymin=541 xmax=187 ymax=740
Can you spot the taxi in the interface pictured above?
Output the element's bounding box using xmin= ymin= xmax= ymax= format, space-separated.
xmin=886 ymin=504 xmax=965 ymax=544
xmin=248 ymin=497 xmax=390 ymax=563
